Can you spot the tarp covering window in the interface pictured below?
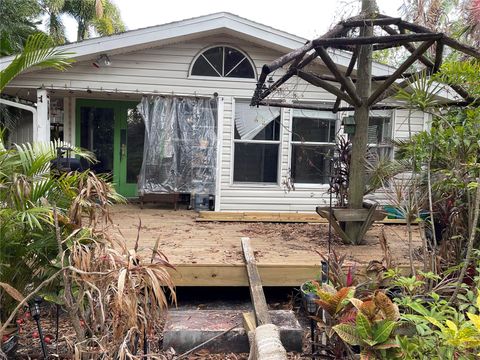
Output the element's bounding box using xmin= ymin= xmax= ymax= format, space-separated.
xmin=137 ymin=96 xmax=217 ymax=194
xmin=234 ymin=101 xmax=280 ymax=140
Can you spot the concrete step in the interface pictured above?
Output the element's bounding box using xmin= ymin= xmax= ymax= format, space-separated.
xmin=163 ymin=309 xmax=303 ymax=354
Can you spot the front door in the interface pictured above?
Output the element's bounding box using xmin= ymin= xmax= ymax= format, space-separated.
xmin=76 ymin=99 xmax=145 ymax=197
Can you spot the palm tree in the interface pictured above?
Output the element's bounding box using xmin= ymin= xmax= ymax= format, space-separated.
xmin=0 ymin=0 xmax=42 ymax=56
xmin=401 ymin=0 xmax=480 ymax=47
xmin=42 ymin=0 xmax=125 ymax=42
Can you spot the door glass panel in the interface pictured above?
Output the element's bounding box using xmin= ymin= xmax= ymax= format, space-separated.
xmin=80 ymin=106 xmax=114 ymax=173
xmin=126 ymin=107 xmax=145 ymax=183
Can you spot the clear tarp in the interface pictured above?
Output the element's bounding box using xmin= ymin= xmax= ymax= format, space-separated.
xmin=137 ymin=96 xmax=217 ymax=195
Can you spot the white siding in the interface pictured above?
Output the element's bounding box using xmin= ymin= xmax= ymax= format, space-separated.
xmin=8 ymin=112 xmax=33 ymax=146
xmin=8 ymin=33 xmax=427 ymax=212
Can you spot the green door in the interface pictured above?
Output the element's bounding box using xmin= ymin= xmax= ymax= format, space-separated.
xmin=76 ymin=99 xmax=145 ymax=197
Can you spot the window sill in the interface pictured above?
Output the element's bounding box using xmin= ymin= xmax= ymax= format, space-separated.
xmin=293 ymin=183 xmax=330 ymax=190
xmin=229 ymin=182 xmax=281 ymax=189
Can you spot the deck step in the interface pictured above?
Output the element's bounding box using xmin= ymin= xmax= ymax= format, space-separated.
xmin=163 ymin=310 xmax=303 ymax=354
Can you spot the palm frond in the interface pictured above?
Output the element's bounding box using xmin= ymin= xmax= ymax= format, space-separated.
xmin=0 ymin=32 xmax=74 ymax=91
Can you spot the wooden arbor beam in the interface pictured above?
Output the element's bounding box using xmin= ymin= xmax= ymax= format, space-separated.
xmin=398 ymin=20 xmax=480 ymax=59
xmin=381 ymin=25 xmax=472 ymax=102
xmin=341 ymin=17 xmax=402 ymax=28
xmin=257 ymin=99 xmax=471 ymax=112
xmin=316 ymin=46 xmax=362 ymax=106
xmin=297 ymin=70 xmax=356 ymax=106
xmin=368 ymin=39 xmax=436 ymax=106
xmin=333 ymin=50 xmax=358 ymax=113
xmin=252 ymin=20 xmax=348 ymax=105
xmin=312 ymin=32 xmax=442 ymax=48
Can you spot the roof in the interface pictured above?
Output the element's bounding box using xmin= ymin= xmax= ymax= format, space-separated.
xmin=0 ymin=12 xmax=395 ymax=75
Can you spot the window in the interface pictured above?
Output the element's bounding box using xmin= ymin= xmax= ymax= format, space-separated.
xmin=233 ymin=101 xmax=280 ymax=183
xmin=191 ymin=46 xmax=255 ymax=79
xmin=290 ymin=109 xmax=337 ymax=184
xmin=367 ymin=116 xmax=393 ymax=160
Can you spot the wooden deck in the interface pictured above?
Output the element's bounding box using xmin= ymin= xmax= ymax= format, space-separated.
xmin=110 ymin=205 xmax=422 ymax=286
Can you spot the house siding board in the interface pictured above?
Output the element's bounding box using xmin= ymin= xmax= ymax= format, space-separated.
xmin=7 ymin=33 xmax=426 ymax=212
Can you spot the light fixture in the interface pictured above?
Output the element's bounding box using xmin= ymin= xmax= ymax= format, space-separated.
xmin=267 ymin=76 xmax=274 ymax=85
xmin=29 ymin=297 xmax=48 ymax=358
xmin=92 ymin=54 xmax=111 ymax=68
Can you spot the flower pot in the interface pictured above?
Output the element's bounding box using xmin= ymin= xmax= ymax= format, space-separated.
xmin=301 ymin=281 xmax=319 ymax=314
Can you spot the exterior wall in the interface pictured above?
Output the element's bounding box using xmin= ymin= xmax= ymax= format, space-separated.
xmin=8 ymin=34 xmax=427 ymax=212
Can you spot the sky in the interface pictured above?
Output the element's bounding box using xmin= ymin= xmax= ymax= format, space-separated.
xmin=62 ymin=0 xmax=406 ymax=42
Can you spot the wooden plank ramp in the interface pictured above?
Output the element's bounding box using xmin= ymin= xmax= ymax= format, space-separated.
xmin=197 ymin=211 xmax=414 ymax=224
xmin=241 ymin=237 xmax=288 ymax=359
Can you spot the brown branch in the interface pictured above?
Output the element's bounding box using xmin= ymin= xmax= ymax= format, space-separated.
xmin=333 ymin=50 xmax=358 ymax=113
xmin=312 ymin=32 xmax=442 ymax=48
xmin=433 ymin=40 xmax=444 ymax=73
xmin=382 ymin=25 xmax=472 ymax=101
xmin=341 ymin=17 xmax=402 ymax=28
xmin=261 ymin=21 xmax=347 ymax=75
xmin=297 ymin=70 xmax=355 ymax=105
xmin=256 ymin=100 xmax=470 ymax=112
xmin=316 ymin=46 xmax=362 ymax=106
xmin=252 ymin=52 xmax=318 ymax=106
xmin=53 ymin=207 xmax=85 ymax=343
xmin=368 ymin=40 xmax=436 ymax=106
xmin=449 ymin=178 xmax=480 ymax=304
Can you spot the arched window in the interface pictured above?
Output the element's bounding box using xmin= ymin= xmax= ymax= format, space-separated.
xmin=191 ymin=46 xmax=255 ymax=79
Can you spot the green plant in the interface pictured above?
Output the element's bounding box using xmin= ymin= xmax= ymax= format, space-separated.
xmin=0 ymin=140 xmax=98 ymax=319
xmin=397 ymin=290 xmax=480 ymax=359
xmin=332 ymin=290 xmax=401 ymax=359
xmin=0 ymin=32 xmax=73 ymax=91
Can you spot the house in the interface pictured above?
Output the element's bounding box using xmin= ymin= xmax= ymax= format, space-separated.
xmin=0 ymin=12 xmax=431 ymax=212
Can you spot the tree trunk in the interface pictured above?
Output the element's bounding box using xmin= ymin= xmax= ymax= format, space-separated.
xmin=346 ymin=0 xmax=376 ymax=242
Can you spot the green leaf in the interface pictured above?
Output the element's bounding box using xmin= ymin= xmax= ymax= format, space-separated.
xmin=373 ymin=320 xmax=395 ymax=344
xmin=407 ymin=301 xmax=429 ymax=316
xmin=356 ymin=311 xmax=373 ymax=340
xmin=333 ymin=323 xmax=362 ymax=346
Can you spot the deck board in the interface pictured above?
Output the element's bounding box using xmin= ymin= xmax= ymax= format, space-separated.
xmin=110 ymin=205 xmax=421 ymax=286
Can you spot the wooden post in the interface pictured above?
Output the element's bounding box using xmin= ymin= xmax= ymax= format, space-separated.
xmin=345 ymin=0 xmax=376 ymax=242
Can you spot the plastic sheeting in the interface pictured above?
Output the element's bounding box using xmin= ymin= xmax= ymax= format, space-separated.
xmin=137 ymin=96 xmax=217 ymax=195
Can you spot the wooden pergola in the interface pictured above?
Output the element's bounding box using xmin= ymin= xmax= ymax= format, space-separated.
xmin=251 ymin=14 xmax=480 ymax=112
xmin=250 ymin=6 xmax=480 ymax=244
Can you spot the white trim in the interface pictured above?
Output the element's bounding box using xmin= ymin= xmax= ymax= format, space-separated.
xmin=230 ymin=97 xmax=236 ymax=186
xmin=0 ymin=12 xmax=307 ymax=71
xmin=215 ymin=96 xmax=224 ymax=211
xmin=188 ymin=44 xmax=257 ymax=80
xmin=231 ymin=97 xmax=282 ymax=186
xmin=0 ymin=12 xmax=397 ymax=78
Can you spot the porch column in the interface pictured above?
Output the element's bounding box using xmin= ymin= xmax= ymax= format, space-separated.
xmin=34 ymin=89 xmax=50 ymax=142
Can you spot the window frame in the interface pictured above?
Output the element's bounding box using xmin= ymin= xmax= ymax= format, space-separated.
xmin=366 ymin=111 xmax=394 ymax=161
xmin=189 ymin=45 xmax=257 ymax=81
xmin=289 ymin=107 xmax=339 ymax=188
xmin=230 ymin=98 xmax=283 ymax=187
